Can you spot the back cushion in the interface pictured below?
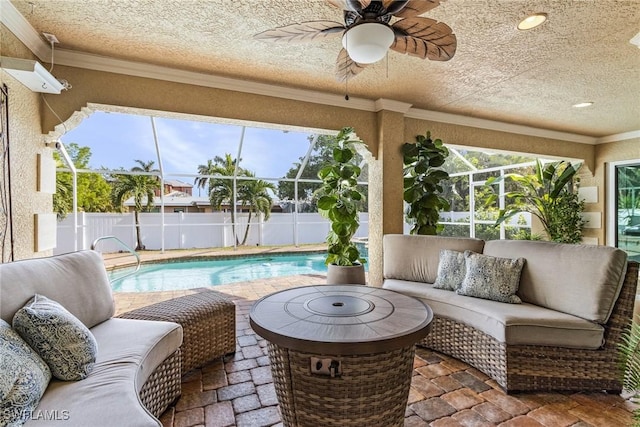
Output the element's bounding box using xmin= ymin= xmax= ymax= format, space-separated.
xmin=383 ymin=234 xmax=485 ymax=284
xmin=0 ymin=251 xmax=114 ymax=328
xmin=483 ymin=240 xmax=627 ymax=323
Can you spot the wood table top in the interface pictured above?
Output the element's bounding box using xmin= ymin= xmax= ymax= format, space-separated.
xmin=249 ymin=285 xmax=433 ymax=355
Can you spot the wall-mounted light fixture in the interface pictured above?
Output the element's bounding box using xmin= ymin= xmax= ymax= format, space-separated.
xmin=0 ymin=56 xmax=64 ymax=94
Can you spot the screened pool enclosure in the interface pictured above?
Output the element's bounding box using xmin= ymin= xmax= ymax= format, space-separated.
xmin=54 ymin=110 xmax=551 ymax=254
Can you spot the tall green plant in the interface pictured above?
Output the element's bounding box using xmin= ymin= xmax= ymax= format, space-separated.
xmin=316 ymin=127 xmax=367 ymax=266
xmin=402 ymin=131 xmax=450 ymax=235
xmin=619 ymin=318 xmax=640 ymax=425
xmin=486 ymin=160 xmax=585 ymax=243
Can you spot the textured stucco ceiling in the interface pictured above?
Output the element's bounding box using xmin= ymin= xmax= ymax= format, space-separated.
xmin=9 ymin=0 xmax=640 ymax=137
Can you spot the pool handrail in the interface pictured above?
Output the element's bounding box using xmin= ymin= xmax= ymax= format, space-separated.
xmin=91 ymin=236 xmax=141 ymax=284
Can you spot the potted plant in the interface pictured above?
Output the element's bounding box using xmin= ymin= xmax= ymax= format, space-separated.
xmin=486 ymin=159 xmax=585 ymax=243
xmin=316 ymin=127 xmax=367 ymax=284
xmin=402 ymin=131 xmax=451 ymax=235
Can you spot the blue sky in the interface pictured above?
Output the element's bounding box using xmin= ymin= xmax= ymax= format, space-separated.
xmin=60 ymin=111 xmax=318 ymax=184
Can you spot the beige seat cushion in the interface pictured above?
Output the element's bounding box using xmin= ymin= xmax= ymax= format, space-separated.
xmin=383 ymin=234 xmax=485 ymax=284
xmin=383 ymin=279 xmax=604 ymax=349
xmin=483 ymin=240 xmax=627 ymax=323
xmin=27 ymin=318 xmax=182 ymax=427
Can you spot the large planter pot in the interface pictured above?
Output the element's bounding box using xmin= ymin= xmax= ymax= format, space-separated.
xmin=326 ymin=263 xmax=366 ymax=285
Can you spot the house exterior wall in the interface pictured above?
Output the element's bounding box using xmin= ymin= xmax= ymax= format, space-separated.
xmin=1 ymin=27 xmax=637 ymax=285
xmin=0 ymin=25 xmax=53 ymax=261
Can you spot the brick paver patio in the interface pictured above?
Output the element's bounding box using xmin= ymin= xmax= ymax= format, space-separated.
xmin=108 ymin=250 xmax=639 ymax=427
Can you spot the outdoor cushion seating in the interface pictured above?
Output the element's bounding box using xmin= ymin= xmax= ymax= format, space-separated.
xmin=118 ymin=288 xmax=236 ymax=373
xmin=0 ymin=251 xmax=182 ymax=426
xmin=383 ymin=234 xmax=639 ymax=393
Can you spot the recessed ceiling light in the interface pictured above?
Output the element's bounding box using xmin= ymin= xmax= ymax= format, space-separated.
xmin=518 ymin=13 xmax=547 ymax=31
xmin=572 ymin=102 xmax=594 ymax=108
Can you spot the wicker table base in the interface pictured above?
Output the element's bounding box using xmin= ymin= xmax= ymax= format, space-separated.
xmin=250 ymin=285 xmax=432 ymax=427
xmin=118 ymin=289 xmax=236 ymax=373
xmin=269 ymin=343 xmax=415 ymax=427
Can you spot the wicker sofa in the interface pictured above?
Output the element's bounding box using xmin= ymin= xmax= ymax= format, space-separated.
xmin=383 ymin=234 xmax=639 ymax=393
xmin=0 ymin=251 xmax=182 ymax=426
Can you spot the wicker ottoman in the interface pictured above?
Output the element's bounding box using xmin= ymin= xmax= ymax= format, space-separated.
xmin=118 ymin=289 xmax=236 ymax=373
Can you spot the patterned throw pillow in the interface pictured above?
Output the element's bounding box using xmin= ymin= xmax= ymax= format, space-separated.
xmin=13 ymin=294 xmax=98 ymax=381
xmin=456 ymin=251 xmax=525 ymax=304
xmin=0 ymin=319 xmax=51 ymax=426
xmin=433 ymin=249 xmax=466 ymax=291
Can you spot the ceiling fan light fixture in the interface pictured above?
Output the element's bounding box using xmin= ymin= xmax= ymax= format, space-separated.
xmin=517 ymin=13 xmax=547 ymax=31
xmin=342 ymin=23 xmax=395 ymax=64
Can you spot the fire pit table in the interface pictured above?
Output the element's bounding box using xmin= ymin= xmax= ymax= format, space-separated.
xmin=249 ymin=285 xmax=433 ymax=427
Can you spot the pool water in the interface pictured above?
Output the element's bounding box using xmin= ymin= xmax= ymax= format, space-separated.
xmin=111 ymin=253 xmax=334 ymax=292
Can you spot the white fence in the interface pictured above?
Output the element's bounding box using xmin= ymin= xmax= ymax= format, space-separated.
xmin=55 ymin=212 xmax=369 ymax=254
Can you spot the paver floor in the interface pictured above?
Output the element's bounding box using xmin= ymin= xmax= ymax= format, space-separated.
xmin=109 ymin=250 xmax=639 ymax=427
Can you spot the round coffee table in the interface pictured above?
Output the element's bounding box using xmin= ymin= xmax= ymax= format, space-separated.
xmin=250 ymin=285 xmax=433 ymax=427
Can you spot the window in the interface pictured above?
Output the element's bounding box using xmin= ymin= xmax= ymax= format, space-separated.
xmin=612 ymin=162 xmax=640 ymax=262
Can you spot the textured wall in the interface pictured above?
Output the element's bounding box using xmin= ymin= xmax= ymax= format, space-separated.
xmin=589 ymin=138 xmax=640 ymax=244
xmin=367 ymin=110 xmax=406 ymax=286
xmin=0 ymin=25 xmax=52 ymax=260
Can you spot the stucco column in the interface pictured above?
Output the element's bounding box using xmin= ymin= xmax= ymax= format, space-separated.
xmin=367 ymin=101 xmax=411 ymax=287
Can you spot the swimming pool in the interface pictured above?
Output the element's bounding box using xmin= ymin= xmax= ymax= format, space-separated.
xmin=111 ymin=252 xmax=336 ymax=292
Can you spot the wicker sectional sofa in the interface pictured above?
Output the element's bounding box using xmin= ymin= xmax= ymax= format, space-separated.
xmin=382 ymin=234 xmax=639 ymax=393
xmin=0 ymin=251 xmax=182 ymax=426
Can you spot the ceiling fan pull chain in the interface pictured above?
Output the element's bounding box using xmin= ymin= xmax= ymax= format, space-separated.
xmin=345 ymin=76 xmax=349 ymax=101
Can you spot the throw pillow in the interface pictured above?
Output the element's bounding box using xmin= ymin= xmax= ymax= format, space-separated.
xmin=456 ymin=251 xmax=525 ymax=304
xmin=0 ymin=319 xmax=51 ymax=426
xmin=13 ymin=294 xmax=98 ymax=381
xmin=433 ymin=249 xmax=466 ymax=291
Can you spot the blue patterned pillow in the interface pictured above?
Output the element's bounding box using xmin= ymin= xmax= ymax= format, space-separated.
xmin=0 ymin=319 xmax=51 ymax=426
xmin=456 ymin=251 xmax=525 ymax=304
xmin=433 ymin=249 xmax=466 ymax=291
xmin=13 ymin=295 xmax=98 ymax=381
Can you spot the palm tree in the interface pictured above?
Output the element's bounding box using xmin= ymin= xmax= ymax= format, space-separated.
xmin=195 ymin=154 xmax=246 ymax=244
xmin=111 ymin=160 xmax=160 ymax=250
xmin=237 ymin=175 xmax=276 ymax=245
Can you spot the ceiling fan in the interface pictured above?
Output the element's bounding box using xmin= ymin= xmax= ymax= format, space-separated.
xmin=254 ymin=0 xmax=457 ymax=82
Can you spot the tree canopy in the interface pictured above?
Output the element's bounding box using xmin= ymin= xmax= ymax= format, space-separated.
xmin=53 ymin=143 xmax=112 ymax=218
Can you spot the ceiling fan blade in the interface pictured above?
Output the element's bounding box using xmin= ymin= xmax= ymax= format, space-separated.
xmin=254 ymin=21 xmax=345 ymax=43
xmin=326 ymin=0 xmax=370 ymax=12
xmin=383 ymin=1 xmax=409 ymax=16
xmin=392 ymin=0 xmax=442 ymax=18
xmin=335 ymin=48 xmax=367 ymax=82
xmin=391 ymin=17 xmax=456 ymax=61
